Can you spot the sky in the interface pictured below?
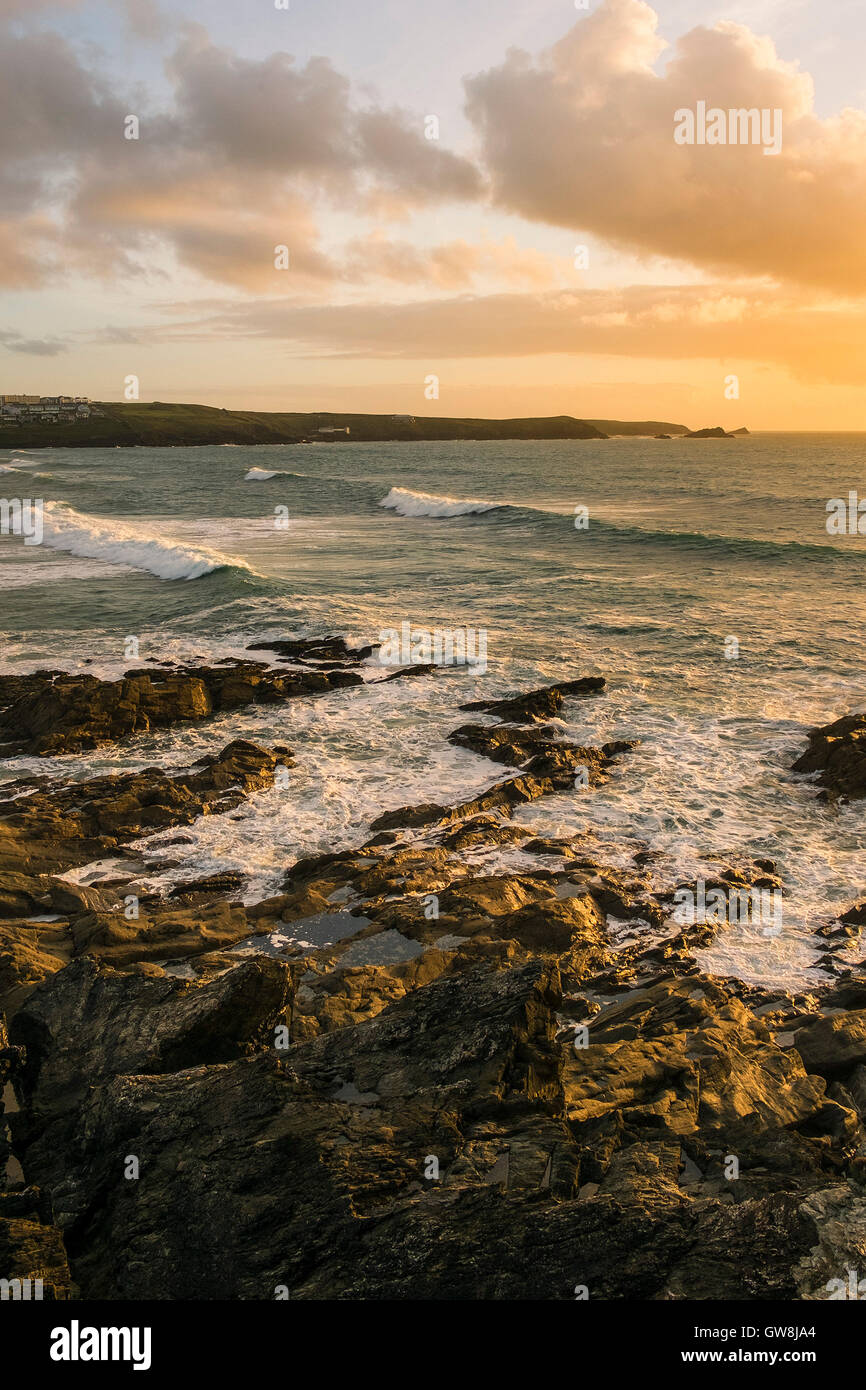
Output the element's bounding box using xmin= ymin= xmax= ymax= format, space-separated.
xmin=1 ymin=0 xmax=866 ymax=428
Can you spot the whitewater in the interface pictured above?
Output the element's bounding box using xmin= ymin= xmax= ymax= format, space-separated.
xmin=0 ymin=433 xmax=864 ymax=991
xmin=38 ymin=501 xmax=254 ymax=581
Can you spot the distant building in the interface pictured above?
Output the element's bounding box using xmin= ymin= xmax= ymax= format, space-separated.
xmin=391 ymin=415 xmax=415 ymax=424
xmin=317 ymin=425 xmax=351 ymax=436
xmin=0 ymin=394 xmax=90 ymax=421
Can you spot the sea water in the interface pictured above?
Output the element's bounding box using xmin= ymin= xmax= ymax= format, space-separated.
xmin=1 ymin=434 xmax=864 ymax=989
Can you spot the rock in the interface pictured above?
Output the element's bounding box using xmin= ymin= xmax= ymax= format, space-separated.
xmin=0 ymin=662 xmax=358 ymax=756
xmin=246 ymin=635 xmax=378 ymax=665
xmin=369 ymin=773 xmax=559 ymax=832
xmin=0 ymin=671 xmax=68 ymax=717
xmin=792 ymin=714 xmax=866 ymax=801
xmin=6 ymin=648 xmax=863 ymax=1302
xmin=10 ymin=954 xmax=293 ymax=1137
xmin=67 ymin=898 xmax=257 ymax=970
xmin=460 ymin=677 xmax=605 ymax=724
xmin=0 ymin=1019 xmax=73 ymax=1299
xmin=565 ymin=976 xmax=829 ymax=1167
xmin=169 ymin=871 xmax=246 ymax=899
xmin=372 ymin=664 xmax=436 ymax=682
xmin=794 ymin=1186 xmax=866 ymax=1298
xmin=0 ymin=739 xmax=286 ymax=875
xmin=9 ymin=950 xmax=858 ymax=1301
xmin=0 ymin=918 xmax=71 ymax=1016
xmin=371 ymin=738 xmax=632 ymax=835
xmin=0 ymin=868 xmax=53 ymax=918
xmin=684 ymin=427 xmax=735 ymax=438
xmin=0 ymin=1204 xmax=72 ymax=1300
xmin=12 ymin=959 xmax=564 ymax=1295
xmin=793 ymin=1012 xmax=866 ymax=1078
xmin=449 ymin=722 xmax=561 ymax=766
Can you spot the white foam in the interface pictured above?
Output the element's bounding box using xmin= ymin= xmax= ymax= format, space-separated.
xmin=244 ymin=467 xmax=284 ymax=481
xmin=380 ymin=486 xmax=501 ymax=518
xmin=39 ymin=502 xmax=254 ymax=581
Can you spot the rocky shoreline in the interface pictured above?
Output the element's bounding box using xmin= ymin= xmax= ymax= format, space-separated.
xmin=1 ymin=645 xmax=865 ymax=1300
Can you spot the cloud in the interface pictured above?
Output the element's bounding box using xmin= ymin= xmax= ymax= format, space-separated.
xmin=3 ymin=0 xmax=866 ymax=403
xmin=464 ymin=0 xmax=866 ymax=293
xmin=150 ymin=282 xmax=866 ymax=383
xmin=0 ymin=329 xmax=68 ymax=355
xmin=341 ymin=232 xmax=563 ymax=290
xmin=0 ymin=22 xmax=482 ymax=292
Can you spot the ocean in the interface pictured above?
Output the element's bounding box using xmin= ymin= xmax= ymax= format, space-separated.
xmin=1 ymin=433 xmax=864 ymax=990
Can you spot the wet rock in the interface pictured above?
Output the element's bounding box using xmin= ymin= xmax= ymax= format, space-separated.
xmin=460 ymin=677 xmax=605 ymax=724
xmin=0 ymin=868 xmax=53 ymax=918
xmin=14 ymin=960 xmax=566 ymax=1296
xmin=0 ymin=1020 xmax=72 ymax=1299
xmin=290 ymin=942 xmax=452 ymax=1040
xmin=370 ymin=738 xmax=632 ymax=834
xmin=0 ymin=671 xmax=68 ymax=718
xmin=448 ymin=722 xmax=560 ymax=765
xmin=6 ymin=652 xmax=863 ymax=1301
xmin=169 ymin=871 xmax=246 ymax=899
xmin=246 ymin=635 xmax=378 ymax=665
xmin=369 ymin=773 xmax=558 ymax=832
xmin=449 ymin=719 xmax=635 ymax=789
xmin=565 ymin=976 xmax=830 ymax=1165
xmin=372 ymin=664 xmax=436 ymax=682
xmin=793 ymin=714 xmax=866 ymax=801
xmin=0 ymin=662 xmax=358 ymax=756
xmin=9 ymin=949 xmax=860 ymax=1301
xmin=0 ymin=739 xmax=286 ymax=875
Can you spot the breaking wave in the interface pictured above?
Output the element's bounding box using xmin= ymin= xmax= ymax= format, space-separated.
xmin=39 ymin=502 xmax=256 ymax=581
xmin=379 ymin=486 xmax=504 ymax=518
xmin=378 ymin=486 xmax=866 ymax=567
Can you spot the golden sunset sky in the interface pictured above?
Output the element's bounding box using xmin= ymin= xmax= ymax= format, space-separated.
xmin=1 ymin=0 xmax=865 ymax=428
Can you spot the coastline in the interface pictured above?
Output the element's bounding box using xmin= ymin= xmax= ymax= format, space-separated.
xmin=0 ymin=403 xmax=695 ymax=451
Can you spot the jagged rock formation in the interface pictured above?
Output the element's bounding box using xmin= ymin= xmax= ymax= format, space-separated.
xmin=1 ymin=660 xmax=865 ymax=1300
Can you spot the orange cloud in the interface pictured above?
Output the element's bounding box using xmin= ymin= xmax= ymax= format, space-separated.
xmin=465 ymin=0 xmax=866 ymax=293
